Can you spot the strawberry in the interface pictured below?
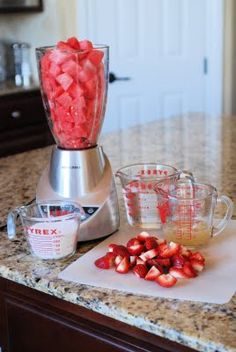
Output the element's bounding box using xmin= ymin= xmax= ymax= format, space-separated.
xmin=146 ymin=259 xmax=164 ymax=274
xmin=156 ymin=274 xmax=177 ymax=288
xmin=171 ymin=254 xmax=186 ymax=268
xmin=115 ymin=257 xmax=130 ymax=274
xmin=127 ymin=238 xmax=141 ymax=247
xmin=136 ymin=257 xmax=146 ymax=265
xmin=139 ymin=248 xmax=159 ymax=262
xmin=137 ymin=231 xmax=151 ymax=242
xmin=156 ymin=238 xmax=166 ymax=245
xmin=182 ymin=262 xmax=197 ymax=278
xmin=169 ymin=267 xmax=189 ymax=279
xmin=94 ymin=254 xmax=114 ymax=269
xmin=145 ymin=237 xmax=158 ymax=250
xmin=179 ymin=245 xmax=192 ymax=258
xmin=114 ymin=255 xmax=123 ymax=266
xmin=190 ymin=252 xmax=205 ymax=263
xmin=129 ymin=256 xmax=137 ymax=267
xmin=150 ymin=258 xmax=171 ymax=268
xmin=159 ymin=242 xmax=180 ymax=258
xmin=190 ymin=258 xmax=205 ymax=272
xmin=113 ymin=245 xmax=130 ymax=258
xmin=108 ymin=243 xmax=117 ymax=252
xmin=127 ymin=244 xmax=144 ymax=256
xmin=133 ymin=264 xmax=148 ymax=278
xmin=145 ymin=266 xmax=162 ymax=281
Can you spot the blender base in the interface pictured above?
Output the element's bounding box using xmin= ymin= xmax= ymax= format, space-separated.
xmin=36 ymin=145 xmax=120 ymax=241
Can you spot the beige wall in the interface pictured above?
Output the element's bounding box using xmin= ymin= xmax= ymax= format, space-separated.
xmin=0 ymin=0 xmax=77 ymax=81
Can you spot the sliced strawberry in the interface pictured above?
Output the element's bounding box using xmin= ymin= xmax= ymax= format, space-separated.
xmin=156 ymin=274 xmax=177 ymax=288
xmin=146 ymin=259 xmax=164 ymax=274
xmin=94 ymin=254 xmax=114 ymax=269
xmin=113 ymin=245 xmax=130 ymax=258
xmin=139 ymin=248 xmax=159 ymax=262
xmin=114 ymin=255 xmax=123 ymax=266
xmin=190 ymin=252 xmax=205 ymax=263
xmin=115 ymin=256 xmax=130 ymax=274
xmin=133 ymin=264 xmax=148 ymax=278
xmin=179 ymin=245 xmax=192 ymax=258
xmin=156 ymin=237 xmax=166 ymax=245
xmin=171 ymin=254 xmax=186 ymax=268
xmin=108 ymin=243 xmax=117 ymax=252
xmin=127 ymin=238 xmax=141 ymax=247
xmin=145 ymin=266 xmax=162 ymax=281
xmin=145 ymin=237 xmax=158 ymax=250
xmin=137 ymin=231 xmax=151 ymax=242
xmin=183 ymin=262 xmax=197 ymax=278
xmin=159 ymin=242 xmax=180 ymax=258
xmin=127 ymin=244 xmax=144 ymax=256
xmin=169 ymin=267 xmax=189 ymax=279
xmin=136 ymin=257 xmax=146 ymax=265
xmin=190 ymin=258 xmax=205 ymax=272
xmin=129 ymin=256 xmax=137 ymax=267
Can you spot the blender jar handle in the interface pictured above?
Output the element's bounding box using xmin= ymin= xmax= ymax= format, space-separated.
xmin=212 ymin=195 xmax=234 ymax=237
xmin=7 ymin=208 xmax=20 ymax=240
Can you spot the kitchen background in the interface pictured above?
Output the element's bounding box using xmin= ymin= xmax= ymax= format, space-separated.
xmin=0 ymin=0 xmax=235 ymax=153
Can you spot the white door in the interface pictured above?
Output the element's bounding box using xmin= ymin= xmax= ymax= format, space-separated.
xmin=76 ymin=0 xmax=223 ymax=133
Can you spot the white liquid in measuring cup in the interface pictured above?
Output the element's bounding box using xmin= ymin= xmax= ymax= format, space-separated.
xmin=123 ymin=181 xmax=160 ymax=228
xmin=26 ymin=221 xmax=78 ymax=260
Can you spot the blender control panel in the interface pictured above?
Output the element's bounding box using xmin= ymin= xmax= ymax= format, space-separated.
xmin=82 ymin=206 xmax=99 ymax=220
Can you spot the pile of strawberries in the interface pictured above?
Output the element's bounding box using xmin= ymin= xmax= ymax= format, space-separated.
xmin=94 ymin=231 xmax=205 ymax=288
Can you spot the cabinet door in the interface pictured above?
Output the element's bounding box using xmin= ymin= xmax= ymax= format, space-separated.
xmin=5 ymin=298 xmax=129 ymax=352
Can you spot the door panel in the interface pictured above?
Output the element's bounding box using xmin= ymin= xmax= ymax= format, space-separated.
xmin=77 ymin=0 xmax=207 ymax=132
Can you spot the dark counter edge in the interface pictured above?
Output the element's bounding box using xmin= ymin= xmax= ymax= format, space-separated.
xmin=0 ymin=277 xmax=197 ymax=352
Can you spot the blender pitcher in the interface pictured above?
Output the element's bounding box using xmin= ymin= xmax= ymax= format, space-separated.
xmin=116 ymin=163 xmax=193 ymax=228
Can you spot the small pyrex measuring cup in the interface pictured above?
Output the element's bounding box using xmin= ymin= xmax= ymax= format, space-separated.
xmin=116 ymin=163 xmax=193 ymax=228
xmin=7 ymin=200 xmax=84 ymax=260
xmin=154 ymin=180 xmax=234 ymax=248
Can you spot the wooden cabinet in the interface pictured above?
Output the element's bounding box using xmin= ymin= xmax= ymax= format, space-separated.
xmin=0 ymin=277 xmax=195 ymax=352
xmin=0 ymin=89 xmax=54 ymax=157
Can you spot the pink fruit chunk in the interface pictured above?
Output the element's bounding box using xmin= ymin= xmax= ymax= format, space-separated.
xmin=56 ymin=72 xmax=73 ymax=91
xmin=61 ymin=59 xmax=81 ymax=77
xmin=133 ymin=264 xmax=148 ymax=278
xmin=88 ymin=50 xmax=104 ymax=65
xmin=79 ymin=40 xmax=93 ymax=51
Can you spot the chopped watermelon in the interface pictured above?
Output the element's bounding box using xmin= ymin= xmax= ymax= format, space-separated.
xmin=39 ymin=37 xmax=106 ymax=149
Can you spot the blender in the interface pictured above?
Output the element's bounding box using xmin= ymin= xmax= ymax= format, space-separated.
xmin=35 ymin=41 xmax=120 ymax=241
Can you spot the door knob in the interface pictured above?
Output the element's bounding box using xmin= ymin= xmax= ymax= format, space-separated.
xmin=109 ymin=72 xmax=131 ymax=83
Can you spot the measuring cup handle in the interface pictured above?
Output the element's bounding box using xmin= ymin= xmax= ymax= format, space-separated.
xmin=212 ymin=195 xmax=234 ymax=237
xmin=7 ymin=209 xmax=20 ymax=240
xmin=178 ymin=169 xmax=195 ymax=181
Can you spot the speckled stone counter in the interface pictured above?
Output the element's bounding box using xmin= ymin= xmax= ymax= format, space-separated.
xmin=0 ymin=114 xmax=235 ymax=352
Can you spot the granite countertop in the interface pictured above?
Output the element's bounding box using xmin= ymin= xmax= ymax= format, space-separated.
xmin=0 ymin=114 xmax=235 ymax=352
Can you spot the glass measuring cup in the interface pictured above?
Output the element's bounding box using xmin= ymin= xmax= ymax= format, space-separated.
xmin=116 ymin=163 xmax=193 ymax=228
xmin=7 ymin=200 xmax=84 ymax=260
xmin=154 ymin=180 xmax=234 ymax=248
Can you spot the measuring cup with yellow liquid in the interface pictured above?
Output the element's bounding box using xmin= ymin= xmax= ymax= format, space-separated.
xmin=154 ymin=180 xmax=234 ymax=248
xmin=116 ymin=163 xmax=193 ymax=228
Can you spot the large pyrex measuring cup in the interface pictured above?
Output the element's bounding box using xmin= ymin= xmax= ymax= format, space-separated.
xmin=116 ymin=163 xmax=193 ymax=228
xmin=154 ymin=180 xmax=234 ymax=248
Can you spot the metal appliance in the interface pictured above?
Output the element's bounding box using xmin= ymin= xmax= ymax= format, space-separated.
xmin=35 ymin=43 xmax=120 ymax=241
